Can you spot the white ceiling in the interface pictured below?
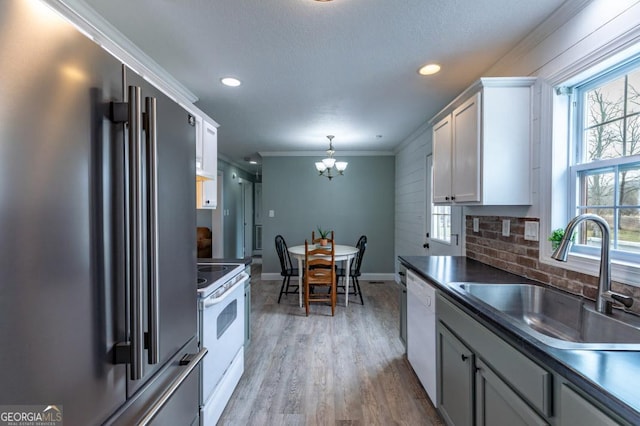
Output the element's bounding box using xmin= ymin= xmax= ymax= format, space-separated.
xmin=82 ymin=0 xmax=567 ymax=167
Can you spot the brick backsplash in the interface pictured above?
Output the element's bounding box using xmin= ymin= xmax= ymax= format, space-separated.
xmin=465 ymin=216 xmax=640 ymax=314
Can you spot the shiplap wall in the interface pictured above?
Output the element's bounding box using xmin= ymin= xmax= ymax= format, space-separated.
xmin=394 ymin=124 xmax=430 ymax=274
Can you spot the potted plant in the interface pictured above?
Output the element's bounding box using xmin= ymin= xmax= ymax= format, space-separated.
xmin=316 ymin=227 xmax=331 ymax=246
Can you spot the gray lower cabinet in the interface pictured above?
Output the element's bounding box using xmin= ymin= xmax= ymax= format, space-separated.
xmin=558 ymin=384 xmax=619 ymax=426
xmin=438 ymin=324 xmax=474 ymax=426
xmin=438 ymin=323 xmax=547 ymax=426
xmin=476 ymin=358 xmax=547 ymax=426
xmin=399 ymin=283 xmax=407 ymax=349
xmin=436 ymin=292 xmax=626 ymax=426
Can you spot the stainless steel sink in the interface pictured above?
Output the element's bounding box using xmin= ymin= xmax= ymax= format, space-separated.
xmin=453 ymin=283 xmax=640 ymax=351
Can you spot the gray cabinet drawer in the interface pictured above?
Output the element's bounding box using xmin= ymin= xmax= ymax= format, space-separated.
xmin=438 ymin=294 xmax=552 ymax=417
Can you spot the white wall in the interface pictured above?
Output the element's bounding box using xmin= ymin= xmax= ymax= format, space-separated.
xmin=394 ymin=0 xmax=640 ymax=271
xmin=394 ymin=122 xmax=431 ymax=271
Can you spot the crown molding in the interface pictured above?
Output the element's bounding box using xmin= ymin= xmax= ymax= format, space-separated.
xmin=259 ymin=151 xmax=394 ymax=157
xmin=485 ymin=0 xmax=594 ymax=76
xmin=394 ymin=119 xmax=432 ymax=154
xmin=43 ymin=0 xmax=198 ymax=105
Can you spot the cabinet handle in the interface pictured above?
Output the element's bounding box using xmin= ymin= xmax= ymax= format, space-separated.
xmin=461 ymin=354 xmax=468 ymax=362
xmin=445 ymin=196 xmax=450 ymax=201
xmin=451 ymin=195 xmax=456 ymax=200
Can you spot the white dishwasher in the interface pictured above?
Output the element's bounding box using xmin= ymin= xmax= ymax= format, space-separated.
xmin=406 ymin=269 xmax=437 ymax=407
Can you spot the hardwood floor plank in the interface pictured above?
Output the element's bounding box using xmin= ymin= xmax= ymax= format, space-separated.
xmin=217 ymin=262 xmax=444 ymax=426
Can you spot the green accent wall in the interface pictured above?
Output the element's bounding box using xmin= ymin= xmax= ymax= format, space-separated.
xmin=262 ymin=155 xmax=395 ymax=274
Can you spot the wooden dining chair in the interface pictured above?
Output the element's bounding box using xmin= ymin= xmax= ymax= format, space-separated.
xmin=304 ymin=234 xmax=336 ymax=316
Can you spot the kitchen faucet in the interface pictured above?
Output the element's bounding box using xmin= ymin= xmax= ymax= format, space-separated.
xmin=551 ymin=213 xmax=633 ymax=314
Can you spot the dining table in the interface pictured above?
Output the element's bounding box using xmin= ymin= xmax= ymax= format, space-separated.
xmin=287 ymin=244 xmax=359 ymax=307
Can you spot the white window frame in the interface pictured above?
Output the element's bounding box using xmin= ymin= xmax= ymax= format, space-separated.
xmin=569 ymin=61 xmax=640 ymax=264
xmin=539 ymin=43 xmax=640 ymax=287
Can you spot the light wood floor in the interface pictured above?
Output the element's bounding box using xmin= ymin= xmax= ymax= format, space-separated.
xmin=218 ymin=262 xmax=444 ymax=425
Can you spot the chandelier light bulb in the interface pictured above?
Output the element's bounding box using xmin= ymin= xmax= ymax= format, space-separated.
xmin=315 ymin=135 xmax=347 ymax=180
xmin=335 ymin=161 xmax=348 ymax=172
xmin=322 ymin=157 xmax=336 ymax=168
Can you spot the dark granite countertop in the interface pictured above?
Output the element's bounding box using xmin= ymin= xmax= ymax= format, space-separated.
xmin=198 ymin=257 xmax=252 ymax=266
xmin=399 ymin=255 xmax=640 ymax=425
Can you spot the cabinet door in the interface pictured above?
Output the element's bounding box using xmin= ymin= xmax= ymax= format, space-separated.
xmin=201 ymin=179 xmax=217 ymax=208
xmin=202 ymin=120 xmax=218 ymax=177
xmin=476 ymin=359 xmax=547 ymax=426
xmin=399 ymin=285 xmax=407 ymax=349
xmin=559 ymin=384 xmax=619 ymax=426
xmin=432 ymin=115 xmax=453 ymax=203
xmin=452 ymin=92 xmax=481 ymax=203
xmin=195 ymin=115 xmax=203 ymax=171
xmin=438 ymin=324 xmax=474 ymax=426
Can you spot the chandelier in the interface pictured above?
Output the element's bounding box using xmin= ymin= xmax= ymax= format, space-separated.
xmin=314 ymin=135 xmax=348 ymax=180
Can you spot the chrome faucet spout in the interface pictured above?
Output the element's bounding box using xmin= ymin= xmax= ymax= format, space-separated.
xmin=551 ymin=213 xmax=631 ymax=314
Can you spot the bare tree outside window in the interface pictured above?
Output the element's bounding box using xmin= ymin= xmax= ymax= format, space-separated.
xmin=577 ymin=68 xmax=640 ymax=253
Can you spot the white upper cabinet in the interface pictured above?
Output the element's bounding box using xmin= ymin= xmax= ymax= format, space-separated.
xmin=431 ymin=77 xmax=536 ymax=205
xmin=195 ymin=119 xmax=218 ymax=209
xmin=197 ymin=119 xmax=218 ymax=179
xmin=432 ymin=115 xmax=453 ymax=204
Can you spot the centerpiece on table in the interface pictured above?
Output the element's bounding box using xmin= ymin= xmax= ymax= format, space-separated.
xmin=316 ymin=227 xmax=331 ymax=246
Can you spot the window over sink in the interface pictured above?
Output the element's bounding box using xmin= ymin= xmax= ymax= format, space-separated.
xmin=547 ymin=47 xmax=640 ymax=285
xmin=569 ymin=57 xmax=640 ymax=262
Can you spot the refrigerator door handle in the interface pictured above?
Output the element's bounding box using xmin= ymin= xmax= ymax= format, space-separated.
xmin=137 ymin=347 xmax=208 ymax=426
xmin=129 ymin=85 xmax=145 ymax=380
xmin=145 ymin=96 xmax=160 ymax=365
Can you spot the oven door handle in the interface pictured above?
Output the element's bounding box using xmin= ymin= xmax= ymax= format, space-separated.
xmin=202 ymin=273 xmax=249 ymax=308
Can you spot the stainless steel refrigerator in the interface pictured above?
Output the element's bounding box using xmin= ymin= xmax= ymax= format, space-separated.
xmin=0 ymin=2 xmax=204 ymax=424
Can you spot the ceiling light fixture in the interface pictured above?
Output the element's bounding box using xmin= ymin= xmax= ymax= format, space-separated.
xmin=315 ymin=135 xmax=347 ymax=181
xmin=220 ymin=77 xmax=241 ymax=87
xmin=418 ymin=63 xmax=441 ymax=76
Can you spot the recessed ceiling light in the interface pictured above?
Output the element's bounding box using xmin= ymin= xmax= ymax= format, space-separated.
xmin=418 ymin=63 xmax=441 ymax=76
xmin=220 ymin=77 xmax=241 ymax=87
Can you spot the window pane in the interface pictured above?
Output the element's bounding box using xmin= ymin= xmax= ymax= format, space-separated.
xmin=583 ymin=120 xmax=624 ymax=162
xmin=576 ymin=207 xmax=615 ymax=247
xmin=585 ymin=77 xmax=625 ymax=127
xmin=579 ymin=170 xmax=615 ymax=206
xmin=431 ymin=205 xmax=451 ymax=242
xmin=619 ymin=166 xmax=640 ymax=207
xmin=627 ymin=68 xmax=640 ymax=115
xmin=624 ymin=115 xmax=640 ymax=157
xmin=617 ymin=208 xmax=640 ymax=253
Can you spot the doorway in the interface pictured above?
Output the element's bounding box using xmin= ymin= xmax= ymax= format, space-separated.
xmin=425 ymin=155 xmax=463 ymax=256
xmin=241 ymin=180 xmax=253 ymax=258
